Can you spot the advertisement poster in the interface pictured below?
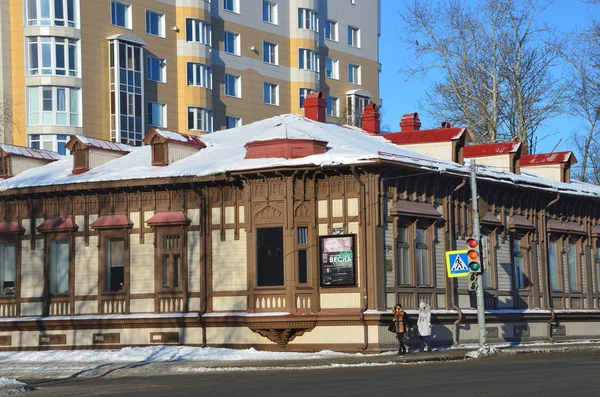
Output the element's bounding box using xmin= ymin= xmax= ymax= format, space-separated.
xmin=320 ymin=234 xmax=356 ymax=287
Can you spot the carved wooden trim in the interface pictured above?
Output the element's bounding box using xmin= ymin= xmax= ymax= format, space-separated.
xmin=248 ymin=323 xmax=315 ymax=346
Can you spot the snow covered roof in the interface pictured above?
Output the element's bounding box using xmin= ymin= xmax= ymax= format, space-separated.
xmin=106 ymin=33 xmax=147 ymax=46
xmin=0 ymin=144 xmax=62 ymax=161
xmin=383 ymin=128 xmax=468 ymax=144
xmin=0 ymin=113 xmax=599 ymax=201
xmin=68 ymin=136 xmax=134 ymax=153
xmin=145 ymin=128 xmax=206 ymax=148
xmin=464 ymin=142 xmax=523 ymax=157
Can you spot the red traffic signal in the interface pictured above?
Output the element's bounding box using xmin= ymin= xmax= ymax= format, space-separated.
xmin=466 ymin=237 xmax=482 ymax=274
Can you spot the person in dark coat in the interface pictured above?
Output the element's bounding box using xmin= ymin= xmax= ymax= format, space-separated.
xmin=392 ymin=304 xmax=413 ymax=355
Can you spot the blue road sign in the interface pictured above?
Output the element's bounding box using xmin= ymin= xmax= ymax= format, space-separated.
xmin=446 ymin=250 xmax=470 ymax=278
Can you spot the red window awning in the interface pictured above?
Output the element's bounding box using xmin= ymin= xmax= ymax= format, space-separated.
xmin=0 ymin=221 xmax=25 ymax=235
xmin=90 ymin=214 xmax=133 ymax=230
xmin=37 ymin=218 xmax=78 ymax=232
xmin=145 ymin=211 xmax=191 ymax=226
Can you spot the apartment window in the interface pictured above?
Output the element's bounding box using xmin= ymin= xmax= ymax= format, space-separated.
xmin=186 ymin=19 xmax=211 ymax=45
xmin=325 ymin=20 xmax=338 ymax=41
xmin=49 ymin=239 xmax=69 ymax=294
xmin=298 ymin=8 xmax=318 ymax=32
xmin=224 ymin=31 xmax=240 ymax=55
xmin=145 ymin=9 xmax=165 ymax=37
xmin=396 ymin=225 xmax=409 ymax=285
xmin=415 ymin=226 xmax=430 ymax=285
xmin=257 ymin=227 xmax=284 ymax=286
xmin=263 ymin=41 xmax=278 ymax=65
xmin=225 ymin=116 xmax=241 ymax=129
xmin=512 ymin=237 xmax=526 ymax=290
xmin=348 ymin=63 xmax=361 ymax=84
xmin=0 ymin=243 xmax=16 ymax=296
xmin=262 ymin=1 xmax=278 ymax=24
xmin=147 ymin=101 xmax=166 ymax=127
xmin=187 ymin=106 xmax=213 ymax=132
xmin=224 ymin=0 xmax=239 ymax=13
xmin=28 ymin=86 xmax=80 ymax=127
xmin=224 ymin=74 xmax=241 ymax=98
xmin=146 ymin=57 xmax=166 ymax=83
xmin=29 ymin=134 xmax=69 ymax=155
xmin=111 ymin=1 xmax=131 ymax=29
xmin=325 ymin=57 xmax=339 ymax=79
xmin=104 ymin=238 xmax=125 ymax=292
xmin=348 ymin=26 xmax=360 ymax=47
xmin=28 ymin=37 xmax=78 ymax=77
xmin=26 ymin=0 xmax=77 ymax=27
xmin=298 ymin=88 xmax=317 ymax=108
xmin=187 ymin=63 xmax=212 ymax=88
xmin=297 ymin=227 xmax=308 ymax=284
xmin=326 ymin=96 xmax=339 ymax=117
xmin=298 ymin=48 xmax=319 ymax=71
xmin=159 ymin=234 xmax=182 ymax=290
xmin=567 ymin=240 xmax=581 ymax=292
xmin=263 ymin=82 xmax=278 ymax=105
xmin=109 ymin=40 xmax=143 ymax=145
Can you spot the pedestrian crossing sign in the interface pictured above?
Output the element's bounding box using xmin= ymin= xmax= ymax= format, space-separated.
xmin=446 ymin=250 xmax=470 ymax=278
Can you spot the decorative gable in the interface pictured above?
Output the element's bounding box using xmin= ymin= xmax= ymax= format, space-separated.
xmin=0 ymin=144 xmax=61 ymax=178
xmin=143 ymin=128 xmax=206 ymax=166
xmin=65 ymin=136 xmax=133 ymax=174
xmin=464 ymin=141 xmax=525 ymax=174
xmin=521 ymin=151 xmax=577 ymax=183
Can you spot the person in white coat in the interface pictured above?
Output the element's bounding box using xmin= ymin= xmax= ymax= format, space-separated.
xmin=417 ymin=301 xmax=433 ymax=352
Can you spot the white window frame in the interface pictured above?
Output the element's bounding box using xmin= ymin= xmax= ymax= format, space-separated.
xmin=325 ymin=57 xmax=339 ymax=80
xmin=298 ymin=8 xmax=318 ymax=32
xmin=348 ymin=63 xmax=361 ymax=85
xmin=263 ymin=41 xmax=278 ymax=65
xmin=224 ymin=31 xmax=240 ymax=55
xmin=187 ymin=62 xmax=212 ymax=89
xmin=326 ymin=96 xmax=339 ymax=117
xmin=27 ymin=37 xmax=79 ymax=77
xmin=187 ymin=106 xmax=213 ymax=132
xmin=348 ymin=26 xmax=360 ymax=48
xmin=28 ymin=134 xmax=70 ymax=154
xmin=28 ymin=86 xmax=80 ymax=127
xmin=262 ymin=1 xmax=278 ymax=24
xmin=223 ymin=0 xmax=239 ymax=13
xmin=147 ymin=101 xmax=166 ymax=127
xmin=111 ymin=0 xmax=132 ymax=29
xmin=186 ymin=18 xmax=211 ymax=45
xmin=146 ymin=56 xmax=166 ymax=83
xmin=264 ymin=82 xmax=279 ymax=106
xmin=325 ymin=20 xmax=338 ymax=41
xmin=224 ymin=73 xmax=241 ymax=98
xmin=145 ymin=9 xmax=165 ymax=38
xmin=298 ymin=48 xmax=319 ymax=72
xmin=26 ymin=0 xmax=78 ymax=28
xmin=225 ymin=115 xmax=242 ymax=129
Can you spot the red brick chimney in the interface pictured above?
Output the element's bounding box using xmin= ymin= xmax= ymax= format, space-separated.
xmin=361 ymin=104 xmax=380 ymax=134
xmin=304 ymin=92 xmax=326 ymax=122
xmin=400 ymin=113 xmax=421 ymax=131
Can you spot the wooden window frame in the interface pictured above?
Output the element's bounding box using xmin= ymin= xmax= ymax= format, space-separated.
xmin=296 ymin=226 xmax=309 ymax=285
xmin=0 ymin=236 xmax=20 ymax=300
xmin=511 ymin=232 xmax=530 ymax=290
xmin=594 ymin=240 xmax=600 ymax=294
xmin=98 ymin=229 xmax=129 ymax=295
xmin=480 ymin=229 xmax=498 ymax=290
xmin=44 ymin=232 xmax=73 ymax=297
xmin=566 ymin=237 xmax=583 ymax=293
xmin=155 ymin=226 xmax=186 ymax=293
xmin=547 ymin=234 xmax=564 ymax=292
xmin=395 ymin=223 xmax=410 ymax=286
xmin=394 ymin=218 xmax=435 ymax=287
xmin=255 ymin=225 xmax=285 ymax=288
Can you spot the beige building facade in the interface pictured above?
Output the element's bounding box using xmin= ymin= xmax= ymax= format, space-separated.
xmin=1 ymin=0 xmax=380 ymax=153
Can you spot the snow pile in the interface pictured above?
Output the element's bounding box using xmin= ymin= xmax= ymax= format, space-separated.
xmin=465 ymin=345 xmax=502 ymax=359
xmin=0 ymin=379 xmax=24 ymax=387
xmin=0 ymin=346 xmax=350 ymax=364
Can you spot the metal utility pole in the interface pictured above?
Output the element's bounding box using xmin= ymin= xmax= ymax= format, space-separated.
xmin=470 ymin=159 xmax=486 ymax=347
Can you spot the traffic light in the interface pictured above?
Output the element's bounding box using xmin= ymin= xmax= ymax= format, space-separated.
xmin=468 ymin=273 xmax=478 ymax=291
xmin=466 ymin=237 xmax=482 ymax=274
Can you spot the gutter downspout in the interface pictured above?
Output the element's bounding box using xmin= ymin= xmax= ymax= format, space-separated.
xmin=200 ymin=193 xmax=208 ymax=347
xmin=544 ymin=193 xmax=560 ymax=343
xmin=352 ymin=166 xmax=369 ymax=351
xmin=452 ymin=304 xmax=463 ymax=345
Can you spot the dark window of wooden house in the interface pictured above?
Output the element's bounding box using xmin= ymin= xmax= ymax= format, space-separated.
xmin=297 ymin=227 xmax=308 ymax=284
xmin=0 ymin=156 xmax=10 ymax=177
xmin=160 ymin=234 xmax=181 ymax=289
xmin=153 ymin=142 xmax=166 ymax=165
xmin=105 ymin=237 xmax=125 ymax=292
xmin=0 ymin=243 xmax=16 ymax=295
xmin=256 ymin=227 xmax=284 ymax=286
xmin=73 ymin=149 xmax=86 ymax=170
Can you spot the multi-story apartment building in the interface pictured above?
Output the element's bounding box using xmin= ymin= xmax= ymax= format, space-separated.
xmin=0 ymin=0 xmax=380 ymax=154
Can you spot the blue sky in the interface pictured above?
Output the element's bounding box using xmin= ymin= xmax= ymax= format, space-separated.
xmin=378 ymin=0 xmax=597 ymax=153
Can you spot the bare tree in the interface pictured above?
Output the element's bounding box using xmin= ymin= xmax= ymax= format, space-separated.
xmin=0 ymin=95 xmax=15 ymax=144
xmin=399 ymin=0 xmax=564 ymax=149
